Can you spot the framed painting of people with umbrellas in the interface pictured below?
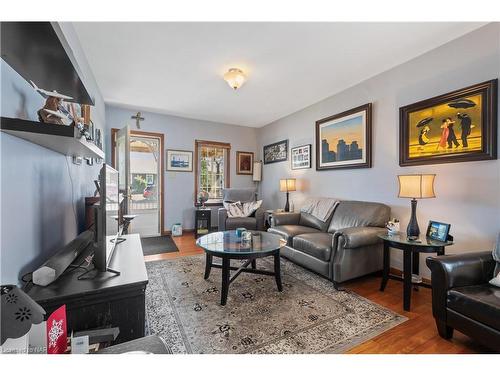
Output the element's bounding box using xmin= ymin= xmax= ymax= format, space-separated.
xmin=399 ymin=79 xmax=497 ymax=166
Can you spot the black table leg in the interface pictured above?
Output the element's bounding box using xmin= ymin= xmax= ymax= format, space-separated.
xmin=380 ymin=242 xmax=390 ymax=291
xmin=204 ymin=253 xmax=212 ymax=280
xmin=437 ymin=247 xmax=445 ymax=256
xmin=274 ymin=253 xmax=283 ymax=292
xmin=251 ymin=259 xmax=257 ymax=269
xmin=403 ymin=249 xmax=412 ymax=311
xmin=412 ymin=251 xmax=420 ymax=291
xmin=221 ymin=257 xmax=230 ymax=306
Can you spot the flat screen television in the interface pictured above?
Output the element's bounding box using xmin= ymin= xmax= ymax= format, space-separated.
xmin=93 ymin=164 xmax=122 ymax=275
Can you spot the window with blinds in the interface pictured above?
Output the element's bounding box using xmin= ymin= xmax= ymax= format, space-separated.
xmin=195 ymin=140 xmax=230 ymax=204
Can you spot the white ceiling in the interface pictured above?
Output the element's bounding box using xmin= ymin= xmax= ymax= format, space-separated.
xmin=73 ymin=22 xmax=486 ymax=127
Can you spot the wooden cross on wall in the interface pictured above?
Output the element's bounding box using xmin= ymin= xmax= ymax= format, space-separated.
xmin=131 ymin=111 xmax=144 ymax=129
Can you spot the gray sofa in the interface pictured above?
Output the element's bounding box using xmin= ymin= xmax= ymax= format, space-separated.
xmin=268 ymin=200 xmax=390 ymax=288
xmin=218 ymin=188 xmax=265 ymax=231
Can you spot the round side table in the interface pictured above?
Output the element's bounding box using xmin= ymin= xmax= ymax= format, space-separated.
xmin=378 ymin=232 xmax=453 ymax=311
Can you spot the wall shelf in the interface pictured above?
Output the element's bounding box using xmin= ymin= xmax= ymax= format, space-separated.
xmin=1 ymin=22 xmax=94 ymax=105
xmin=0 ymin=117 xmax=105 ymax=159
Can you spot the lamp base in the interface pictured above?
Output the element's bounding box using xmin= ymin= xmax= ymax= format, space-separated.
xmin=284 ymin=192 xmax=290 ymax=212
xmin=406 ymin=198 xmax=420 ymax=239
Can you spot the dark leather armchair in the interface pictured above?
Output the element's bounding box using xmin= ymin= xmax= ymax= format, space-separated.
xmin=217 ymin=188 xmax=264 ymax=231
xmin=426 ymin=252 xmax=500 ymax=351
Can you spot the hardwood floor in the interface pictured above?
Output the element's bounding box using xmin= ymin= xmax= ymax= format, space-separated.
xmin=144 ymin=232 xmax=490 ymax=354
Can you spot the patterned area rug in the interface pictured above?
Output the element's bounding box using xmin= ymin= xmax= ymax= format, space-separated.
xmin=145 ymin=255 xmax=406 ymax=354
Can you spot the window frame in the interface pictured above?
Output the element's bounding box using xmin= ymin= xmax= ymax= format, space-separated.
xmin=194 ymin=140 xmax=231 ymax=206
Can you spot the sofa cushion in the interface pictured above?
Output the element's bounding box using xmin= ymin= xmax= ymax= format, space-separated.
xmin=328 ymin=200 xmax=390 ymax=233
xmin=225 ymin=216 xmax=257 ymax=230
xmin=268 ymin=225 xmax=320 ymax=246
xmin=299 ymin=212 xmax=334 ymax=232
xmin=293 ymin=233 xmax=333 ymax=261
xmin=447 ymin=285 xmax=500 ymax=331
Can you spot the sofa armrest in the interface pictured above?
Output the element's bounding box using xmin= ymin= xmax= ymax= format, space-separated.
xmin=333 ymin=226 xmax=386 ymax=249
xmin=425 ymin=251 xmax=495 ymax=321
xmin=272 ymin=212 xmax=300 ymax=227
xmin=218 ymin=208 xmax=228 ymax=231
xmin=254 ymin=207 xmax=265 ymax=231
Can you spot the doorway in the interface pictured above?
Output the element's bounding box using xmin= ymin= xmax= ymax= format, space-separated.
xmin=112 ymin=128 xmax=164 ymax=237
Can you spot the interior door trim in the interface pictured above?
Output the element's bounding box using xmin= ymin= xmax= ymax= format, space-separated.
xmin=111 ymin=128 xmax=166 ymax=236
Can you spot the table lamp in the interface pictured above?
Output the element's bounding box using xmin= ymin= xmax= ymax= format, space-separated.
xmin=279 ymin=178 xmax=296 ymax=212
xmin=397 ymin=174 xmax=436 ymax=240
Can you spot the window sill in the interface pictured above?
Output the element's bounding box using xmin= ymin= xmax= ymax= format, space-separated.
xmin=195 ymin=202 xmax=223 ymax=207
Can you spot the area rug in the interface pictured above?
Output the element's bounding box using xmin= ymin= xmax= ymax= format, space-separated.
xmin=145 ymin=255 xmax=407 ymax=354
xmin=141 ymin=235 xmax=179 ymax=256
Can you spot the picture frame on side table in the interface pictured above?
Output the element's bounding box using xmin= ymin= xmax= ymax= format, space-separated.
xmin=399 ymin=79 xmax=497 ymax=167
xmin=236 ymin=151 xmax=254 ymax=175
xmin=316 ymin=103 xmax=372 ymax=170
xmin=166 ymin=149 xmax=193 ymax=172
xmin=426 ymin=221 xmax=451 ymax=242
xmin=263 ymin=139 xmax=288 ymax=164
xmin=291 ymin=144 xmax=312 ymax=170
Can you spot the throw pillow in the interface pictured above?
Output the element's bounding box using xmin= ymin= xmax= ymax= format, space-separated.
xmin=224 ymin=201 xmax=244 ymax=218
xmin=492 ymin=232 xmax=500 ymax=278
xmin=490 ymin=273 xmax=500 ymax=288
xmin=241 ymin=200 xmax=262 ymax=217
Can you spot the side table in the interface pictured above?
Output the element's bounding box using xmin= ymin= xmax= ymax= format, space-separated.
xmin=264 ymin=209 xmax=285 ymax=230
xmin=378 ymin=232 xmax=453 ymax=311
xmin=195 ymin=208 xmax=212 ymax=238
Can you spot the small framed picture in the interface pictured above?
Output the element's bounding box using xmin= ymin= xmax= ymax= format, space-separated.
xmin=166 ymin=149 xmax=193 ymax=172
xmin=291 ymin=144 xmax=312 ymax=170
xmin=426 ymin=220 xmax=451 ymax=242
xmin=263 ymin=139 xmax=288 ymax=164
xmin=236 ymin=151 xmax=254 ymax=175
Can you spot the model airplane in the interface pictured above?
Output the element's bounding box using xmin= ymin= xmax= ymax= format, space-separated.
xmin=30 ymin=80 xmax=73 ymax=101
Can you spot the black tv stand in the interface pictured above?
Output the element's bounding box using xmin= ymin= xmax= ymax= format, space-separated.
xmin=26 ymin=234 xmax=148 ymax=344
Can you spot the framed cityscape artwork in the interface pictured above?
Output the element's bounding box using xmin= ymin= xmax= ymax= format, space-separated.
xmin=316 ymin=103 xmax=372 ymax=170
xmin=166 ymin=149 xmax=193 ymax=172
xmin=263 ymin=139 xmax=288 ymax=164
xmin=291 ymin=144 xmax=312 ymax=170
xmin=399 ymin=79 xmax=497 ymax=166
xmin=236 ymin=151 xmax=254 ymax=175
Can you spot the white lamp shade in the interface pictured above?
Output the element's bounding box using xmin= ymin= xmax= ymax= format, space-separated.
xmin=280 ymin=178 xmax=296 ymax=192
xmin=398 ymin=174 xmax=436 ymax=199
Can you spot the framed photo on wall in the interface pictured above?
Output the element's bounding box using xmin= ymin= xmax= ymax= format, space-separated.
xmin=236 ymin=151 xmax=254 ymax=175
xmin=316 ymin=103 xmax=372 ymax=170
xmin=166 ymin=149 xmax=193 ymax=172
xmin=399 ymin=79 xmax=497 ymax=167
xmin=263 ymin=139 xmax=288 ymax=164
xmin=291 ymin=144 xmax=312 ymax=170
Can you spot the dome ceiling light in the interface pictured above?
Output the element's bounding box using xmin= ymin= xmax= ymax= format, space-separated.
xmin=223 ymin=68 xmax=247 ymax=90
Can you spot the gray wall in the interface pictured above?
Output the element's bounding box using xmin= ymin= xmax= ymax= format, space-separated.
xmin=0 ymin=23 xmax=105 ymax=284
xmin=257 ymin=23 xmax=500 ymax=277
xmin=105 ymin=105 xmax=259 ymax=231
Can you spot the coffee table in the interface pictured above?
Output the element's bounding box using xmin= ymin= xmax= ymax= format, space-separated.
xmin=196 ymin=230 xmax=285 ymax=305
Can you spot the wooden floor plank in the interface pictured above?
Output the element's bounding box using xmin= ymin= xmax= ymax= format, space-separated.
xmin=143 ymin=232 xmax=489 ymax=354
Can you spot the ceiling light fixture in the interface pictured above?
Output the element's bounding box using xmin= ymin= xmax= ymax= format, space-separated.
xmin=223 ymin=68 xmax=247 ymax=90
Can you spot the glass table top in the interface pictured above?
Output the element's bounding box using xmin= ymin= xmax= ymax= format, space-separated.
xmin=378 ymin=232 xmax=453 ymax=247
xmin=196 ymin=231 xmax=285 ymax=255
